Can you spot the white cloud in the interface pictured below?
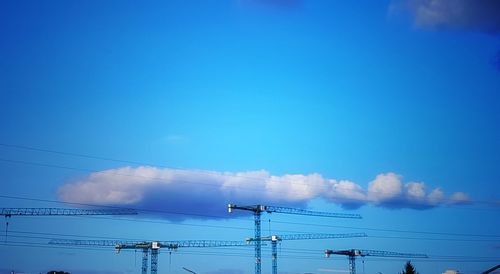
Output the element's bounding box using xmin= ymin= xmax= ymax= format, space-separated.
xmin=58 ymin=168 xmax=471 ymax=220
xmin=324 ymin=179 xmax=367 ymax=209
xmin=405 ymin=182 xmax=427 ymax=201
xmin=265 ymin=173 xmax=326 ymax=202
xmin=449 ymin=192 xmax=471 ymax=204
xmin=427 ymin=188 xmax=444 ymax=205
xmin=368 ymin=173 xmax=403 ymax=203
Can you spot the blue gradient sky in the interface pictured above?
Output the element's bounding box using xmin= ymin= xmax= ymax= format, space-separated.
xmin=1 ymin=1 xmax=499 ymax=274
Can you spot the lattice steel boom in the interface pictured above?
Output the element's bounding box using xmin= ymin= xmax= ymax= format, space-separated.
xmin=246 ymin=233 xmax=367 ymax=274
xmin=49 ymin=239 xmax=255 ymax=274
xmin=1 ymin=207 xmax=137 ymax=242
xmin=49 ymin=239 xmax=256 ymax=249
xmin=325 ymin=249 xmax=428 ymax=274
xmin=228 ymin=204 xmax=361 ymax=219
xmin=0 ymin=207 xmax=137 ymax=216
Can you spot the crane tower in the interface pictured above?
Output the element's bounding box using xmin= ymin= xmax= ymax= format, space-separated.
xmin=50 ymin=238 xmax=258 ymax=274
xmin=228 ymin=204 xmax=362 ymax=274
xmin=246 ymin=233 xmax=367 ymax=274
xmin=325 ymin=249 xmax=428 ymax=274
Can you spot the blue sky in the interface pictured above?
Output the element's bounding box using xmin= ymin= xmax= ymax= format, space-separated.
xmin=1 ymin=0 xmax=499 ymax=274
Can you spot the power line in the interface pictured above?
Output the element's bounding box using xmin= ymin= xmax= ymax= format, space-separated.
xmin=1 ymin=142 xmax=498 ymax=207
xmin=5 ymin=229 xmax=150 ymax=242
xmin=1 ymin=157 xmax=497 ymax=212
xmin=1 ymin=240 xmax=498 ymax=263
xmin=1 ymin=236 xmax=497 ymax=261
xmin=1 ymin=194 xmax=499 ymax=240
xmin=272 ymin=220 xmax=500 ymax=238
xmin=0 ymin=193 xmax=226 ymax=219
xmin=3 ymin=231 xmax=495 ymax=274
xmin=0 ymin=143 xmax=149 ymax=166
xmin=368 ymin=235 xmax=498 ymax=242
xmin=4 ymin=226 xmax=500 ymax=247
xmin=74 ymin=216 xmax=500 ymax=242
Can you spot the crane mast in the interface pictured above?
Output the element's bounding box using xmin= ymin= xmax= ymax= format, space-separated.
xmin=325 ymin=249 xmax=428 ymax=274
xmin=228 ymin=204 xmax=362 ymax=274
xmin=246 ymin=233 xmax=367 ymax=274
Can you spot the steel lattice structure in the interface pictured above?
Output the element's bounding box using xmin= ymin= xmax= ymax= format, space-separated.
xmin=0 ymin=207 xmax=137 ymax=216
xmin=49 ymin=239 xmax=256 ymax=274
xmin=246 ymin=233 xmax=367 ymax=274
xmin=325 ymin=249 xmax=428 ymax=274
xmin=228 ymin=204 xmax=362 ymax=274
xmin=1 ymin=207 xmax=137 ymax=242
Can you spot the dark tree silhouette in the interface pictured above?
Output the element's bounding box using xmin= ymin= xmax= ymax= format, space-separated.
xmin=401 ymin=261 xmax=418 ymax=274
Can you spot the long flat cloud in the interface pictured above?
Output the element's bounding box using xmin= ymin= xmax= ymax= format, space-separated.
xmin=58 ymin=167 xmax=470 ymax=220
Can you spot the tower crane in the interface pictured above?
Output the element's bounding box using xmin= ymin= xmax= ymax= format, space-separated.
xmin=324 ymin=249 xmax=428 ymax=274
xmin=1 ymin=207 xmax=137 ymax=240
xmin=49 ymin=238 xmax=258 ymax=274
xmin=246 ymin=233 xmax=367 ymax=274
xmin=228 ymin=204 xmax=362 ymax=274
